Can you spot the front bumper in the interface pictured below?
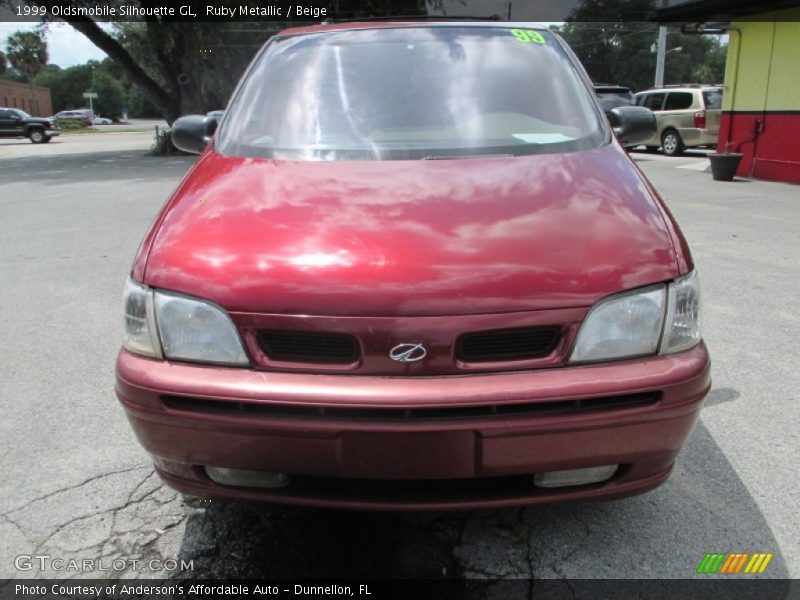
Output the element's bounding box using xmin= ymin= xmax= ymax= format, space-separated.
xmin=45 ymin=129 xmax=61 ymax=137
xmin=116 ymin=343 xmax=710 ymax=510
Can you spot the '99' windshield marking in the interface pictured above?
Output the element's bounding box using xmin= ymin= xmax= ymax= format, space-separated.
xmin=510 ymin=29 xmax=547 ymax=44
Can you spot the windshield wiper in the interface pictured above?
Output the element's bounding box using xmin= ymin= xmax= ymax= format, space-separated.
xmin=422 ymin=153 xmax=514 ymax=160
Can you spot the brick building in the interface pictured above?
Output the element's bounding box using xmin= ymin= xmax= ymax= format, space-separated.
xmin=0 ymin=80 xmax=53 ymax=116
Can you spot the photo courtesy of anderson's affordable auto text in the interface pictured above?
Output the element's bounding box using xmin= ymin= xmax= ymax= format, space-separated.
xmin=1 ymin=0 xmax=799 ymax=598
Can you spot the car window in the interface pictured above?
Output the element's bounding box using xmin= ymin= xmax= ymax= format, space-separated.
xmin=702 ymin=89 xmax=723 ymax=110
xmin=664 ymin=92 xmax=694 ymax=111
xmin=0 ymin=109 xmax=10 ymax=118
xmin=218 ymin=26 xmax=606 ymax=160
xmin=642 ymin=93 xmax=666 ymax=111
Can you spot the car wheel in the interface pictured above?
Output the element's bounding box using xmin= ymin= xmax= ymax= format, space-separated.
xmin=42 ymin=136 xmax=52 ymax=143
xmin=28 ymin=129 xmax=46 ymax=144
xmin=661 ymin=130 xmax=684 ymax=157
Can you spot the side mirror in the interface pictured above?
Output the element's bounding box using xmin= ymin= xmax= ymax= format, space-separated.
xmin=171 ymin=115 xmax=218 ymax=154
xmin=607 ymin=106 xmax=657 ymax=147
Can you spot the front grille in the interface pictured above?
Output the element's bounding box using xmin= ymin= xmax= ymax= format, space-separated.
xmin=257 ymin=330 xmax=359 ymax=364
xmin=162 ymin=392 xmax=659 ymax=421
xmin=456 ymin=326 xmax=561 ymax=362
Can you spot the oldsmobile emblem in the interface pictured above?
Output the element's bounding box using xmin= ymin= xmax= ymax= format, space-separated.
xmin=389 ymin=343 xmax=427 ymax=363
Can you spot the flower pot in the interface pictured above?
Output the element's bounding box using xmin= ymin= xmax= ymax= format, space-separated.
xmin=709 ymin=152 xmax=744 ymax=181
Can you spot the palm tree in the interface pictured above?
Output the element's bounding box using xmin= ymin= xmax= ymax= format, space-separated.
xmin=6 ymin=30 xmax=48 ymax=114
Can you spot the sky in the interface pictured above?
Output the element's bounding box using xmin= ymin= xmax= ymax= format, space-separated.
xmin=0 ymin=22 xmax=108 ymax=67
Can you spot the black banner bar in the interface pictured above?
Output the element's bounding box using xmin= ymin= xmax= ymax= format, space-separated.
xmin=0 ymin=579 xmax=796 ymax=600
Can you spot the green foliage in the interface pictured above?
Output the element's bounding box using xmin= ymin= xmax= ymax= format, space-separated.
xmin=58 ymin=119 xmax=89 ymax=131
xmin=5 ymin=30 xmax=48 ymax=83
xmin=0 ymin=50 xmax=7 ymax=78
xmin=555 ymin=0 xmax=727 ymax=91
xmin=111 ymin=21 xmax=266 ymax=115
xmin=33 ymin=63 xmax=91 ymax=111
xmin=126 ymin=84 xmax=160 ymax=118
xmin=148 ymin=128 xmax=179 ymax=155
xmin=90 ymin=70 xmax=125 ymax=118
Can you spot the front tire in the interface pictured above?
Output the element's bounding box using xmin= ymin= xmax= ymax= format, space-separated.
xmin=42 ymin=135 xmax=52 ymax=143
xmin=28 ymin=129 xmax=46 ymax=144
xmin=661 ymin=130 xmax=684 ymax=157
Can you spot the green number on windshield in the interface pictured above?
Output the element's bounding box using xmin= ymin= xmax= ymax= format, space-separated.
xmin=510 ymin=29 xmax=546 ymax=44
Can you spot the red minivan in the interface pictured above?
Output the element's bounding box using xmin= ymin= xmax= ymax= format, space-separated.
xmin=116 ymin=22 xmax=709 ymax=510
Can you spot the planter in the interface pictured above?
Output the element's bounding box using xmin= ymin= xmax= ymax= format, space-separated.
xmin=709 ymin=152 xmax=744 ymax=181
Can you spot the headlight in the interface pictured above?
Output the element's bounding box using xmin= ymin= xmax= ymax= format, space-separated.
xmin=660 ymin=270 xmax=701 ymax=354
xmin=569 ymin=285 xmax=666 ymax=363
xmin=569 ymin=271 xmax=702 ymax=363
xmin=121 ymin=278 xmax=249 ymax=366
xmin=122 ymin=278 xmax=162 ymax=358
xmin=154 ymin=290 xmax=249 ymax=366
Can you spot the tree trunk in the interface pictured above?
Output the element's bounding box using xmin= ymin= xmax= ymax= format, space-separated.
xmin=27 ymin=80 xmax=36 ymax=115
xmin=64 ymin=17 xmax=181 ymax=124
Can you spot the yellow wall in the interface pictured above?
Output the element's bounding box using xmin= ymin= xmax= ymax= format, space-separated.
xmin=723 ymin=8 xmax=800 ymax=112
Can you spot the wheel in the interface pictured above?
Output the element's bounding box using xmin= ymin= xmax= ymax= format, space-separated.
xmin=42 ymin=136 xmax=52 ymax=143
xmin=661 ymin=130 xmax=684 ymax=157
xmin=645 ymin=146 xmax=659 ymax=153
xmin=28 ymin=129 xmax=46 ymax=144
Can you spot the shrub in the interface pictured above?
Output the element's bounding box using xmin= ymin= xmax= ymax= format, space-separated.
xmin=148 ymin=127 xmax=179 ymax=155
xmin=58 ymin=119 xmax=90 ymax=131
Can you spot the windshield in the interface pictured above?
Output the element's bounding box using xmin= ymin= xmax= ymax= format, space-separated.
xmin=218 ymin=26 xmax=606 ymax=160
xmin=13 ymin=109 xmax=31 ymax=119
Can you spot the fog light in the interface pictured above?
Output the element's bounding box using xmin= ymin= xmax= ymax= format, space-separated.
xmin=206 ymin=466 xmax=289 ymax=489
xmin=533 ymin=465 xmax=618 ymax=488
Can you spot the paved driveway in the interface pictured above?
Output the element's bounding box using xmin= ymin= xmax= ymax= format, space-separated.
xmin=0 ymin=136 xmax=797 ymax=586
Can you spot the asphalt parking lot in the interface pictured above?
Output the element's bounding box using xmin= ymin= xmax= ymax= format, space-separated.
xmin=0 ymin=133 xmax=798 ymax=587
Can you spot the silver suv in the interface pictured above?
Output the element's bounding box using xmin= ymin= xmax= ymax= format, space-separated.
xmin=634 ymin=85 xmax=723 ymax=156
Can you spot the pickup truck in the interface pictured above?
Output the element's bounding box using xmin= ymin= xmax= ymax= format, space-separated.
xmin=0 ymin=107 xmax=61 ymax=143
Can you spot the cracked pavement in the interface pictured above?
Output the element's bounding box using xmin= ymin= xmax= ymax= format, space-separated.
xmin=0 ymin=134 xmax=797 ymax=587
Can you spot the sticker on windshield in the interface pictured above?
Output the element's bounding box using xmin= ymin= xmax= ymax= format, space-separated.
xmin=510 ymin=29 xmax=547 ymax=44
xmin=512 ymin=133 xmax=575 ymax=144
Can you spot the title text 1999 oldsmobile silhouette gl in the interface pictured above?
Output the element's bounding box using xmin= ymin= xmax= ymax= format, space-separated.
xmin=116 ymin=22 xmax=709 ymax=510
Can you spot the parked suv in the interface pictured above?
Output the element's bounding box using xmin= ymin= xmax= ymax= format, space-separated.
xmin=117 ymin=23 xmax=709 ymax=510
xmin=0 ymin=108 xmax=60 ymax=143
xmin=634 ymin=85 xmax=722 ymax=156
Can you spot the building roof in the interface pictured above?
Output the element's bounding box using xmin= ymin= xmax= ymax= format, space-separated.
xmin=655 ymin=0 xmax=800 ymax=22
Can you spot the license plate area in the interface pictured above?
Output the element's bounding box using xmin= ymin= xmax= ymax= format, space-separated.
xmin=341 ymin=431 xmax=475 ymax=479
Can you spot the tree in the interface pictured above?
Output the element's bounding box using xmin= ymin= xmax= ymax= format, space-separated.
xmin=555 ymin=0 xmax=726 ymax=91
xmin=10 ymin=0 xmax=444 ymax=123
xmin=33 ymin=63 xmax=91 ymax=111
xmin=0 ymin=50 xmax=7 ymax=78
xmin=5 ymin=29 xmax=49 ymax=112
xmin=90 ymin=69 xmax=126 ymax=117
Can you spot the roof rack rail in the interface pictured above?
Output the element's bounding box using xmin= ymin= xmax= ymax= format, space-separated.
xmin=321 ymin=14 xmax=503 ymax=24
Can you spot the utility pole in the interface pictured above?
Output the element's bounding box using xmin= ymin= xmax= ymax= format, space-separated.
xmin=654 ymin=0 xmax=668 ymax=87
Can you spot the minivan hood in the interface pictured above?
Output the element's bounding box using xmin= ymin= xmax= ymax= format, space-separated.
xmin=143 ymin=146 xmax=679 ymax=315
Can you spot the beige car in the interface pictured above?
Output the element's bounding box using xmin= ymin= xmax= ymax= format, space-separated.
xmin=634 ymin=85 xmax=722 ymax=156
